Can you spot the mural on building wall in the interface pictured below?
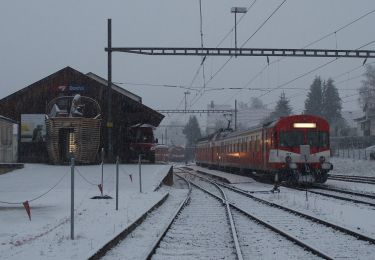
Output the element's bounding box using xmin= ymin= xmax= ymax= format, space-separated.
xmin=21 ymin=114 xmax=46 ymax=142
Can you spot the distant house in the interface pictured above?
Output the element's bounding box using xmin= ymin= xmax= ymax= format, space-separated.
xmin=354 ymin=100 xmax=375 ymax=136
xmin=0 ymin=115 xmax=18 ymax=163
xmin=341 ymin=110 xmax=362 ymax=136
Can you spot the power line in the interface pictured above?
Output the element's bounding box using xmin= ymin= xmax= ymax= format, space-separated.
xmin=187 ymin=0 xmax=257 ymax=101
xmin=241 ymin=0 xmax=287 ymax=47
xmin=190 ymin=0 xmax=287 ymax=107
xmin=258 ymin=39 xmax=375 ymax=99
xmin=224 ymin=8 xmax=375 ymax=103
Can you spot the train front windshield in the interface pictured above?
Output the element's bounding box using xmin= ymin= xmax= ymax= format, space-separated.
xmin=280 ymin=130 xmax=329 ymax=148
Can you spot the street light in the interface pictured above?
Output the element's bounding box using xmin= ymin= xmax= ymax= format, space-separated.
xmin=231 ymin=7 xmax=247 ymax=54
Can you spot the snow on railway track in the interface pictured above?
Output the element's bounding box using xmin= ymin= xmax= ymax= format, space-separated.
xmin=181 ymin=170 xmax=328 ymax=259
xmin=151 ymin=182 xmax=237 ymax=260
xmin=329 ymin=174 xmax=375 ymax=185
xmin=183 ymin=168 xmax=375 ymax=259
xmin=306 ymin=185 xmax=375 ymax=207
xmin=100 ymin=177 xmax=189 ymax=260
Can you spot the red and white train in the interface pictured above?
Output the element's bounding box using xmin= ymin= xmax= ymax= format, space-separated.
xmin=153 ymin=144 xmax=186 ymax=163
xmin=195 ymin=115 xmax=333 ymax=184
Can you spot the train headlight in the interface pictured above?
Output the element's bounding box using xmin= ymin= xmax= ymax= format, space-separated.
xmin=285 ymin=156 xmax=292 ymax=163
xmin=319 ymin=156 xmax=326 ymax=163
xmin=289 ymin=162 xmax=297 ymax=169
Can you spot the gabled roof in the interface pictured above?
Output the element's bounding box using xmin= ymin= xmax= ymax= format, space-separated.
xmin=86 ymin=72 xmax=142 ymax=103
xmin=0 ymin=115 xmax=17 ymax=124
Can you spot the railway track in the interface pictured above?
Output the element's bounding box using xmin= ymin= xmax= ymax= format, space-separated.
xmin=151 ymin=172 xmax=240 ymax=260
xmin=96 ymin=175 xmax=191 ymax=260
xmin=184 ymin=168 xmax=375 ymax=259
xmin=328 ymin=174 xmax=375 ymax=184
xmin=306 ymin=185 xmax=375 ymax=207
xmin=182 ymin=170 xmax=331 ymax=259
xmin=99 ymin=173 xmax=243 ymax=260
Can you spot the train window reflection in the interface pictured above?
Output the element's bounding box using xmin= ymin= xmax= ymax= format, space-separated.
xmin=308 ymin=131 xmax=328 ymax=147
xmin=280 ymin=131 xmax=304 ymax=147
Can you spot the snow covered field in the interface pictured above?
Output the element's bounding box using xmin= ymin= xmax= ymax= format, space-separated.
xmin=0 ymin=163 xmax=171 ymax=259
xmin=330 ymin=157 xmax=375 ymax=177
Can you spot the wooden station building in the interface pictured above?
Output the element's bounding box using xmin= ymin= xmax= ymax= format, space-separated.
xmin=0 ymin=66 xmax=164 ymax=163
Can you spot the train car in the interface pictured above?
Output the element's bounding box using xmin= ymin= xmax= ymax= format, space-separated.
xmin=153 ymin=144 xmax=169 ymax=163
xmin=195 ymin=115 xmax=333 ymax=184
xmin=168 ymin=145 xmax=185 ymax=162
xmin=127 ymin=124 xmax=157 ymax=163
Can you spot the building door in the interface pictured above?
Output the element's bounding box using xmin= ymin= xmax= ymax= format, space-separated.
xmin=58 ymin=128 xmax=74 ymax=163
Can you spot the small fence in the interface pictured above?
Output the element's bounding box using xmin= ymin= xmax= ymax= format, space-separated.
xmin=331 ymin=136 xmax=375 ymax=161
xmin=332 ymin=147 xmax=373 ymax=160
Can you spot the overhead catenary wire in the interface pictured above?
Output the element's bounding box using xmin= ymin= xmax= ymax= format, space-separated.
xmin=190 ymin=0 xmax=287 ymax=108
xmin=223 ymin=8 xmax=375 ymax=104
xmin=257 ymin=39 xmax=375 ymax=103
xmin=187 ymin=0 xmax=258 ymax=93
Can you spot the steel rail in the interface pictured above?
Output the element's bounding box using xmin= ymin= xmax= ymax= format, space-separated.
xmin=144 ymin=174 xmax=192 ymax=260
xmin=312 ymin=184 xmax=375 ymax=199
xmin=329 ymin=174 xmax=375 ymax=185
xmin=88 ymin=193 xmax=169 ymax=260
xmin=184 ymin=172 xmax=333 ymax=260
xmin=176 ymin=169 xmax=244 ymax=260
xmin=286 ymin=186 xmax=375 ymax=208
xmin=188 ymin=168 xmax=375 ymax=245
xmin=221 ymin=182 xmax=375 ymax=244
xmin=207 ymin=174 xmax=244 ymax=260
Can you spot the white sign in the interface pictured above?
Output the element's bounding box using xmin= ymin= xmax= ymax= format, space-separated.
xmin=21 ymin=114 xmax=46 ymax=142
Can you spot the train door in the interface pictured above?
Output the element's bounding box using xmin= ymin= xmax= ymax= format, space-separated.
xmin=262 ymin=128 xmax=267 ymax=169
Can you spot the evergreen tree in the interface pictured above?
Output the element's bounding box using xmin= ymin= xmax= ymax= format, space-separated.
xmin=265 ymin=92 xmax=292 ymax=122
xmin=304 ymin=76 xmax=323 ymax=116
xmin=322 ymin=78 xmax=342 ymax=124
xmin=358 ymin=64 xmax=375 ymax=109
xmin=250 ymin=97 xmax=266 ymax=109
xmin=183 ymin=116 xmax=202 ymax=160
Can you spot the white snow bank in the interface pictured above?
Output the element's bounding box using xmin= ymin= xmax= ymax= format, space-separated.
xmin=330 ymin=157 xmax=375 ymax=177
xmin=0 ymin=163 xmax=171 ymax=259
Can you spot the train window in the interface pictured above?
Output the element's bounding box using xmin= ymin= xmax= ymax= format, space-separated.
xmin=308 ymin=131 xmax=329 ymax=148
xmin=280 ymin=131 xmax=304 ymax=147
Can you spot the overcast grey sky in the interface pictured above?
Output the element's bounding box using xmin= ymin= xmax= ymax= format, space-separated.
xmin=1 ymin=0 xmax=375 ymax=120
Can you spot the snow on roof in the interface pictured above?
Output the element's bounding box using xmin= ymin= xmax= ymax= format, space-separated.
xmin=86 ymin=72 xmax=142 ymax=103
xmin=342 ymin=110 xmax=363 ymax=127
xmin=0 ymin=115 xmax=17 ymax=124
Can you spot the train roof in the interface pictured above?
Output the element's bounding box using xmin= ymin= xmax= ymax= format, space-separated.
xmin=197 ymin=114 xmax=328 ymax=143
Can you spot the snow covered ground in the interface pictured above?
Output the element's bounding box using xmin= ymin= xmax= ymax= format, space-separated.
xmin=330 ymin=157 xmax=375 ymax=177
xmin=0 ymin=163 xmax=171 ymax=259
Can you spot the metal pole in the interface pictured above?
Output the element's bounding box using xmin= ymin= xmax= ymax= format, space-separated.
xmin=165 ymin=128 xmax=168 ymax=146
xmin=234 ymin=99 xmax=237 ymax=131
xmin=107 ymin=18 xmax=113 ymax=160
xmin=101 ymin=147 xmax=104 ymax=196
xmin=116 ymin=156 xmax=119 ymax=210
xmin=70 ymin=156 xmax=75 ymax=240
xmin=139 ymin=154 xmax=142 ymax=193
xmin=234 ymin=12 xmax=237 ymax=50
